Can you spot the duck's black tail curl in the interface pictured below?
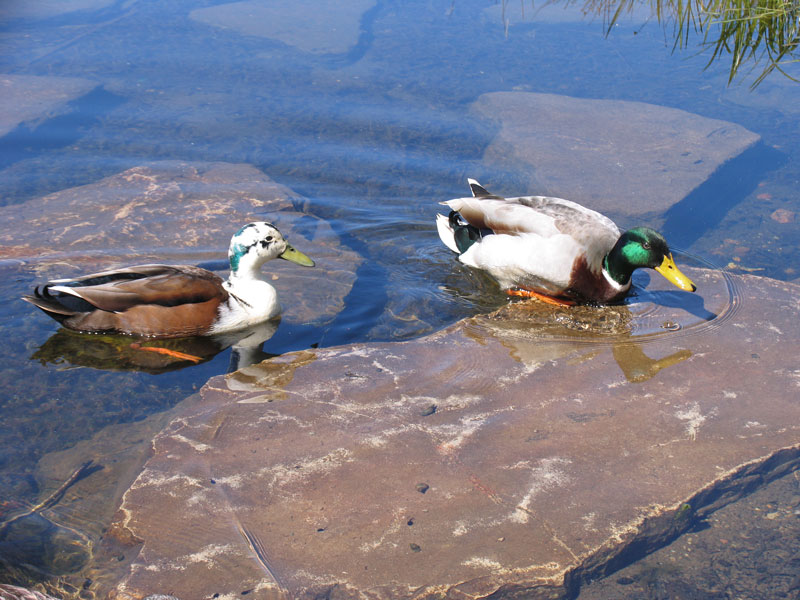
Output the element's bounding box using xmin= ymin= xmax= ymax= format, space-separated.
xmin=448 ymin=210 xmax=482 ymax=254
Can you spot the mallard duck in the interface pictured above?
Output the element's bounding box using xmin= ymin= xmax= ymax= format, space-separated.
xmin=436 ymin=180 xmax=696 ymax=305
xmin=23 ymin=222 xmax=314 ymax=338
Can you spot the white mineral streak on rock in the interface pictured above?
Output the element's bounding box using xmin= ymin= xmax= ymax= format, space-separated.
xmin=675 ymin=402 xmax=710 ymax=440
xmin=512 ymin=457 xmax=573 ymax=524
xmin=142 ymin=543 xmax=234 ymax=572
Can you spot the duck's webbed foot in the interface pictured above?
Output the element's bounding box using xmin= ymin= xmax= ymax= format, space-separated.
xmin=506 ymin=288 xmax=576 ymax=307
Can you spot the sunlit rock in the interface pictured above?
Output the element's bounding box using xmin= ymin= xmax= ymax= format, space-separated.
xmin=0 ymin=74 xmax=96 ymax=137
xmin=1 ymin=161 xmax=362 ymax=325
xmin=105 ymin=267 xmax=799 ymax=599
xmin=189 ymin=0 xmax=377 ymax=55
xmin=472 ymin=92 xmax=761 ymax=217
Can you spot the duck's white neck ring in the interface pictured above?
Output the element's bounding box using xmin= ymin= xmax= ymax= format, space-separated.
xmin=602 ymin=267 xmax=631 ymax=292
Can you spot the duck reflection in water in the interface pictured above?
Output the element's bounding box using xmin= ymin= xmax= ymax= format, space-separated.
xmin=469 ymin=296 xmax=706 ymax=384
xmin=30 ymin=318 xmax=282 ymax=374
xmin=611 ymin=343 xmax=692 ymax=383
xmin=23 ymin=221 xmax=315 ymax=373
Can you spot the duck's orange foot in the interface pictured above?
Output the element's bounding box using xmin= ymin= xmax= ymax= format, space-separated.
xmin=506 ymin=288 xmax=576 ymax=307
xmin=130 ymin=342 xmax=203 ymax=363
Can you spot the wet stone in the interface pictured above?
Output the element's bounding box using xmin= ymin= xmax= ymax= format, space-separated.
xmin=471 ymin=92 xmax=761 ymax=217
xmin=0 ymin=585 xmax=61 ymax=600
xmin=577 ymin=468 xmax=800 ymax=599
xmin=0 ymin=160 xmax=362 ymax=326
xmin=103 ymin=267 xmax=799 ymax=599
xmin=189 ymin=0 xmax=377 ymax=55
xmin=0 ymin=74 xmax=97 ymax=137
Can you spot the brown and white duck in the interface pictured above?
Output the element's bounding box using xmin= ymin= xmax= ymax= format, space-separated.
xmin=23 ymin=222 xmax=314 ymax=338
xmin=436 ymin=179 xmax=696 ymax=305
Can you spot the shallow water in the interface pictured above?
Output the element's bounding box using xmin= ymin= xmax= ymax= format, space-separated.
xmin=0 ymin=0 xmax=798 ymax=595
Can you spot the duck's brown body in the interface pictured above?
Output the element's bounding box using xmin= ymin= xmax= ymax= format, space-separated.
xmin=24 ymin=222 xmax=315 ymax=339
xmin=24 ymin=265 xmax=229 ymax=338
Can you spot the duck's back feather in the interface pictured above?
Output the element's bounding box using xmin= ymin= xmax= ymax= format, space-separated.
xmin=442 ymin=195 xmax=619 ymax=245
xmin=47 ymin=265 xmax=225 ymax=311
xmin=23 ymin=265 xmax=228 ymax=338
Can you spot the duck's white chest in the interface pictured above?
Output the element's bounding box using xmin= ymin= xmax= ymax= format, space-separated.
xmin=210 ymin=279 xmax=281 ymax=334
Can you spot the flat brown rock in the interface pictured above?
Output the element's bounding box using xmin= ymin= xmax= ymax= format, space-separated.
xmin=2 ymin=161 xmax=361 ymax=325
xmin=107 ymin=268 xmax=799 ymax=599
xmin=0 ymin=73 xmax=97 ymax=137
xmin=472 ymin=92 xmax=761 ymax=217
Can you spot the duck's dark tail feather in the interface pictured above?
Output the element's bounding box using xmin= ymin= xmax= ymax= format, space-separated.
xmin=448 ymin=210 xmax=482 ymax=254
xmin=22 ymin=285 xmax=90 ymax=323
xmin=467 ymin=178 xmax=493 ymax=198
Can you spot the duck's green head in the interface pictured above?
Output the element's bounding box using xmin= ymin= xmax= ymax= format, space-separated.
xmin=606 ymin=227 xmax=696 ymax=292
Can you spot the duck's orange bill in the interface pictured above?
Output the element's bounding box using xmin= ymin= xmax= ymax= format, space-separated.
xmin=654 ymin=253 xmax=697 ymax=292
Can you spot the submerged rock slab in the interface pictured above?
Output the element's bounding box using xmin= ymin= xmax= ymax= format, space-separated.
xmin=0 ymin=73 xmax=96 ymax=137
xmin=189 ymin=0 xmax=376 ymax=55
xmin=0 ymin=0 xmax=114 ymax=21
xmin=472 ymin=92 xmax=760 ymax=217
xmin=1 ymin=160 xmax=361 ymax=325
xmin=108 ymin=269 xmax=799 ymax=599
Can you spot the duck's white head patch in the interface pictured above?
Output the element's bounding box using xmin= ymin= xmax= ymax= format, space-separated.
xmin=228 ymin=222 xmax=286 ymax=272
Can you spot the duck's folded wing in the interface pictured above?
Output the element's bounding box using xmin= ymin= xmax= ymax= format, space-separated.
xmin=46 ymin=265 xmax=226 ymax=313
xmin=442 ymin=195 xmax=619 ymax=244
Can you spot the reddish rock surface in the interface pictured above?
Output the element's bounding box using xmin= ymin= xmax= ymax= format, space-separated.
xmin=2 ymin=161 xmax=361 ymax=325
xmin=471 ymin=92 xmax=760 ymax=217
xmin=104 ymin=268 xmax=799 ymax=599
xmin=770 ymin=208 xmax=795 ymax=223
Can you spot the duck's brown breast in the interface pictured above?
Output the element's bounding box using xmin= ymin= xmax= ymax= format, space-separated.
xmin=564 ymin=254 xmax=628 ymax=304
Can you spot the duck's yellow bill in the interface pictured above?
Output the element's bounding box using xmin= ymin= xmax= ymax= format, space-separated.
xmin=654 ymin=253 xmax=696 ymax=292
xmin=279 ymin=244 xmax=315 ymax=267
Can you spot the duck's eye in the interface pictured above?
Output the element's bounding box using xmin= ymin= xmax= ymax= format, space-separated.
xmin=642 ymin=242 xmax=651 ymax=250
